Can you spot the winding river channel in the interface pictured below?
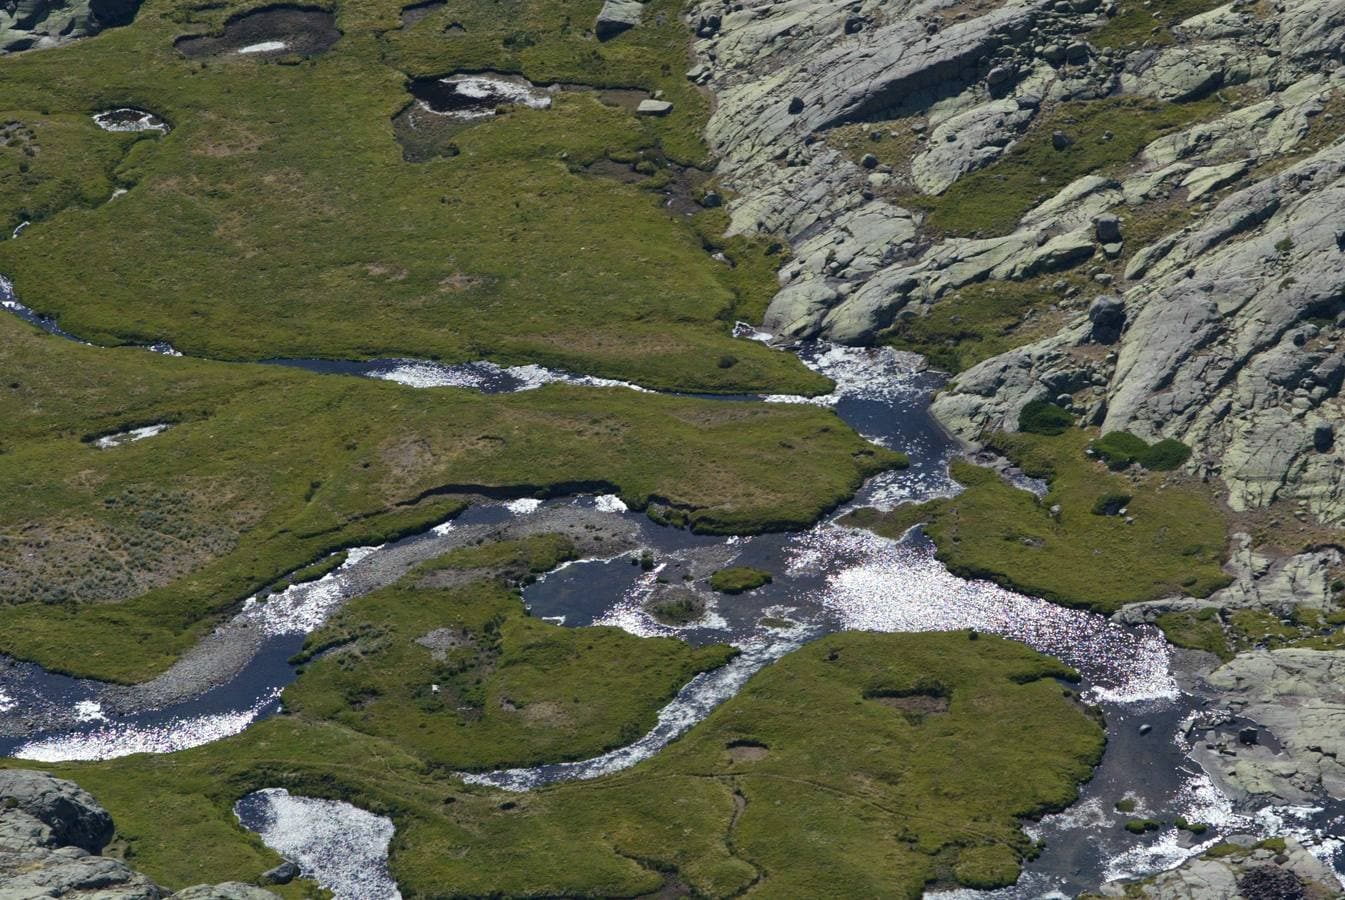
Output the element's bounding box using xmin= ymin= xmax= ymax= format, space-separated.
xmin=2 ymin=276 xmax=1344 ymax=898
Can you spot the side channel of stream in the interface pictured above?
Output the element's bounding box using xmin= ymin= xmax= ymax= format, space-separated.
xmin=2 ymin=283 xmax=1342 ymax=898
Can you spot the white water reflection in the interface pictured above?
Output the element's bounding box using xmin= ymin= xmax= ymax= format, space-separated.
xmin=235 ymin=788 xmax=401 ymax=899
xmin=238 ymin=546 xmax=380 ymax=637
xmin=92 ymin=108 xmax=171 ymax=133
xmin=798 ymin=526 xmax=1178 ymax=704
xmin=93 ymin=423 xmax=171 ymax=448
xmin=369 ymin=358 xmax=650 ymax=393
xmin=11 ymin=690 xmax=279 ymax=761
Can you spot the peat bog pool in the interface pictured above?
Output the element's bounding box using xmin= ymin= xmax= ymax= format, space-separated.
xmin=1 ymin=283 xmax=1343 ymax=897
xmin=173 ymin=5 xmax=340 ymax=59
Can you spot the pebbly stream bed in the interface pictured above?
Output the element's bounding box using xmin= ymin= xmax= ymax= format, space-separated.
xmin=2 ymin=283 xmax=1344 ymax=897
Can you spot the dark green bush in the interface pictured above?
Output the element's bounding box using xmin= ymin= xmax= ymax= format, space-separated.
xmin=1090 ymin=432 xmax=1192 ymax=471
xmin=1018 ymin=400 xmax=1073 ymax=435
xmin=1090 ymin=431 xmax=1149 ymax=469
xmin=1140 ymin=438 xmax=1192 ymax=471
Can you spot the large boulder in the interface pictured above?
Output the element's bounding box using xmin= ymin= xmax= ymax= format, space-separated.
xmin=1087 ymin=295 xmax=1125 ymax=345
xmin=0 ymin=769 xmax=113 ymax=854
xmin=594 ymin=0 xmax=641 ymax=40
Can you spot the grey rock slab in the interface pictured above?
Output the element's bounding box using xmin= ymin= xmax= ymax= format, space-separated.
xmin=594 ymin=0 xmax=641 ymax=40
xmin=1203 ymin=649 xmax=1345 ymax=801
xmin=635 ymin=98 xmax=673 ymax=116
xmin=910 ymin=98 xmax=1035 ymax=194
xmin=1182 ymin=159 xmax=1251 ymax=201
xmin=0 ymin=769 xmax=113 ymax=854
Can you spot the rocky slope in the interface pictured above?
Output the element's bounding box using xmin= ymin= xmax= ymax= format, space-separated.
xmin=693 ymin=0 xmax=1345 ymax=522
xmin=0 ymin=769 xmax=279 ymax=899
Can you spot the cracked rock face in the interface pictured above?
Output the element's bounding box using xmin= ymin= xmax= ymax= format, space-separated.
xmin=1197 ymin=649 xmax=1345 ymax=804
xmin=0 ymin=769 xmax=279 ymax=899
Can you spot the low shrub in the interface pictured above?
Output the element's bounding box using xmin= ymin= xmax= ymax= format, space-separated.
xmin=1019 ymin=400 xmax=1073 ymax=436
xmin=1090 ymin=432 xmax=1192 ymax=471
xmin=1090 ymin=431 xmax=1149 ymax=469
xmin=1141 ymin=438 xmax=1192 ymax=471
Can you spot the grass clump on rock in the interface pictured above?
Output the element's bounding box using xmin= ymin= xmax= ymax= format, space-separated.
xmin=645 ymin=588 xmax=707 ymax=625
xmin=709 ymin=566 xmax=772 ymax=594
xmin=841 ymin=429 xmax=1229 ymax=612
xmin=1125 ymin=818 xmax=1163 ymax=835
xmin=24 ymin=631 xmax=1104 ymax=897
xmin=918 ymin=98 xmax=1222 ymax=236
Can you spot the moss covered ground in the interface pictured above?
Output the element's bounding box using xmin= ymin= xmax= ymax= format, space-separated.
xmin=884 ymin=278 xmax=1071 ymax=374
xmin=286 ymin=573 xmax=737 ymax=769
xmin=1157 ymin=604 xmax=1345 ymax=660
xmin=843 ymin=429 xmax=1230 ymax=612
xmin=0 ymin=312 xmax=899 ymax=682
xmin=16 ymin=620 xmax=1103 ymax=898
xmin=0 ymin=0 xmax=823 ymax=394
xmin=0 ymin=0 xmax=1125 ymax=893
xmin=1090 ymin=0 xmax=1232 ymax=49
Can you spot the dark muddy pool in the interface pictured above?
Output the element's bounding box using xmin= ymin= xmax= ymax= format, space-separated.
xmin=175 ymin=6 xmax=340 ymax=58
